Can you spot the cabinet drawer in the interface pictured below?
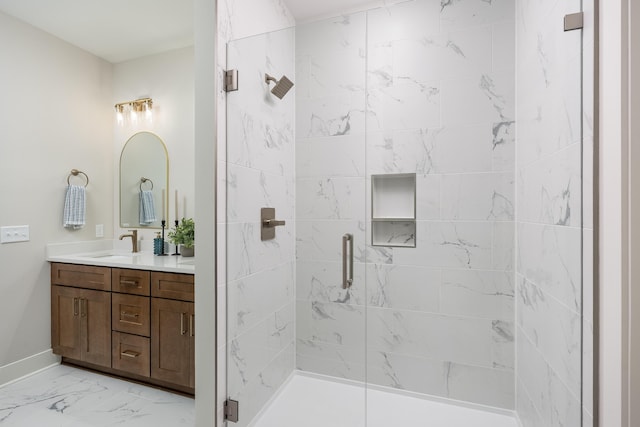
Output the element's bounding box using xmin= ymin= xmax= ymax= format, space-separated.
xmin=112 ymin=332 xmax=150 ymax=377
xmin=151 ymin=272 xmax=194 ymax=302
xmin=112 ymin=269 xmax=150 ymax=296
xmin=51 ymin=263 xmax=111 ymax=291
xmin=112 ymin=294 xmax=150 ymax=337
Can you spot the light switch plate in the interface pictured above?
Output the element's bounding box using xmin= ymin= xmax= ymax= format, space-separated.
xmin=1 ymin=225 xmax=30 ymax=243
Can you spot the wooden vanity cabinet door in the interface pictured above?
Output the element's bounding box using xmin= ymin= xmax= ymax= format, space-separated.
xmin=79 ymin=288 xmax=111 ymax=368
xmin=51 ymin=285 xmax=82 ymax=360
xmin=51 ymin=286 xmax=111 ymax=368
xmin=151 ymin=298 xmax=192 ymax=387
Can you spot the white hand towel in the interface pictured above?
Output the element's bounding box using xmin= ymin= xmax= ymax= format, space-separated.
xmin=139 ymin=190 xmax=157 ymax=225
xmin=63 ymin=185 xmax=86 ymax=229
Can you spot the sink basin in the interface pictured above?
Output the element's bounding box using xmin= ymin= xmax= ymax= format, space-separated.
xmin=88 ymin=253 xmax=136 ymax=259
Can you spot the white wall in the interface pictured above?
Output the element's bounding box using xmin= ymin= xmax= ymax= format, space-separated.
xmin=600 ymin=0 xmax=624 ymax=426
xmin=0 ymin=11 xmax=113 ymax=377
xmin=194 ymin=0 xmax=217 ymax=425
xmin=113 ymin=47 xmax=195 ymax=242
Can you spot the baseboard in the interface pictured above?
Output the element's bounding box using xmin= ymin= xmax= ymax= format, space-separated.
xmin=0 ymin=349 xmax=60 ymax=388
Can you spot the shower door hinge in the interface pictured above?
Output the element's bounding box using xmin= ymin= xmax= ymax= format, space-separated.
xmin=224 ymin=399 xmax=239 ymax=423
xmin=225 ymin=69 xmax=239 ymax=92
xmin=564 ymin=12 xmax=584 ymax=31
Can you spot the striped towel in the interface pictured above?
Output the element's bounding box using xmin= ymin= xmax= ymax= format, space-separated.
xmin=139 ymin=190 xmax=157 ymax=225
xmin=63 ymin=185 xmax=86 ymax=229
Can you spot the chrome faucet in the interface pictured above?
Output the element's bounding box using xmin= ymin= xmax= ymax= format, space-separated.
xmin=119 ymin=230 xmax=138 ymax=253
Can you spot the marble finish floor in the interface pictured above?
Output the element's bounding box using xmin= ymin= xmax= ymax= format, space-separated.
xmin=253 ymin=374 xmax=518 ymax=427
xmin=0 ymin=364 xmax=194 ymax=426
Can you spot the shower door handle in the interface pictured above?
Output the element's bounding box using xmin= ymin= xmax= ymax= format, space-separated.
xmin=342 ymin=233 xmax=353 ymax=289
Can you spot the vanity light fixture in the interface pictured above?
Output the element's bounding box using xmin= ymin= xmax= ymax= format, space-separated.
xmin=114 ymin=98 xmax=153 ymax=125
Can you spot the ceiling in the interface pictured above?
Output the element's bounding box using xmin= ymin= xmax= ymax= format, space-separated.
xmin=0 ymin=0 xmax=194 ymax=63
xmin=0 ymin=0 xmax=380 ymax=63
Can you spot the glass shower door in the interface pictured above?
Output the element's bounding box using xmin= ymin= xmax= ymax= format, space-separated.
xmin=223 ymin=28 xmax=299 ymax=427
xmin=224 ymin=20 xmax=368 ymax=426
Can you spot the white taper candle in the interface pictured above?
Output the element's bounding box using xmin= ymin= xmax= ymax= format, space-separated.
xmin=175 ymin=189 xmax=179 ymax=220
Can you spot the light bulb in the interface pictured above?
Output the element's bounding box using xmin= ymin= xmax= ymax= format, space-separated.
xmin=115 ymin=105 xmax=124 ymax=125
xmin=130 ymin=104 xmax=138 ymax=122
xmin=144 ymin=100 xmax=153 ymax=122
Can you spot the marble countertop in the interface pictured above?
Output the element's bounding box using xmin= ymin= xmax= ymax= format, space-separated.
xmin=45 ymin=240 xmax=195 ymax=274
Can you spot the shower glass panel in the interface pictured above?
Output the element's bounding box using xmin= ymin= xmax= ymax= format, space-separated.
xmin=224 ymin=0 xmax=588 ymax=426
xmin=225 ymin=24 xmax=367 ymax=427
xmin=363 ymin=0 xmax=518 ymax=417
xmin=224 ymin=27 xmax=303 ymax=426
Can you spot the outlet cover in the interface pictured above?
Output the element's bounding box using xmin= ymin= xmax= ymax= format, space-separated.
xmin=1 ymin=225 xmax=30 ymax=243
xmin=96 ymin=224 xmax=104 ymax=238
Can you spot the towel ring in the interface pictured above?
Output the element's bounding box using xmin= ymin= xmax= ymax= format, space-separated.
xmin=67 ymin=169 xmax=89 ymax=187
xmin=140 ymin=177 xmax=154 ymax=191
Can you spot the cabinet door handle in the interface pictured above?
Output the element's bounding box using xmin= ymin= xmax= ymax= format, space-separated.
xmin=73 ymin=298 xmax=79 ymax=316
xmin=189 ymin=314 xmax=194 ymax=337
xmin=120 ymin=350 xmax=140 ymax=358
xmin=180 ymin=312 xmax=187 ymax=336
xmin=81 ymin=298 xmax=87 ymax=318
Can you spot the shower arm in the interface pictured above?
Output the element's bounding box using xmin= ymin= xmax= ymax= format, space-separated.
xmin=265 ymin=74 xmax=278 ymax=84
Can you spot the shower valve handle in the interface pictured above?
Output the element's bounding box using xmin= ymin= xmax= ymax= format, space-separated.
xmin=263 ymin=219 xmax=286 ymax=227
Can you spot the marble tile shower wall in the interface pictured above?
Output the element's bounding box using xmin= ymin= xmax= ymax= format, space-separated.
xmin=295 ymin=0 xmax=516 ymax=409
xmin=515 ymin=1 xmax=585 ymax=427
xmin=225 ymin=28 xmax=296 ymax=427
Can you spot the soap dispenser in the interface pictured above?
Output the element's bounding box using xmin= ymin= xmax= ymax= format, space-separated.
xmin=153 ymin=232 xmax=163 ymax=255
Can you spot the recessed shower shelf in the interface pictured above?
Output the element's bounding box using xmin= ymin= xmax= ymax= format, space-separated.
xmin=372 ymin=217 xmax=415 ymax=221
xmin=371 ymin=173 xmax=417 ymax=248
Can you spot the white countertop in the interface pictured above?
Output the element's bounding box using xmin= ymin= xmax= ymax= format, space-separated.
xmin=45 ymin=240 xmax=195 ymax=274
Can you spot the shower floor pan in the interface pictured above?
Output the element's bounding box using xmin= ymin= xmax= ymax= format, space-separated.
xmin=251 ymin=373 xmax=518 ymax=427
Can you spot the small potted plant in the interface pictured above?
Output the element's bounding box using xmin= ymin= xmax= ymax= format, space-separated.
xmin=168 ymin=218 xmax=195 ymax=257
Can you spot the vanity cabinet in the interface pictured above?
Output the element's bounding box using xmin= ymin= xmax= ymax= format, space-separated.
xmin=51 ymin=264 xmax=112 ymax=368
xmin=50 ymin=263 xmax=194 ymax=394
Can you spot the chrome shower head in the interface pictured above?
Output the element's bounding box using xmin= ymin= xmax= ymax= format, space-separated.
xmin=265 ymin=74 xmax=294 ymax=99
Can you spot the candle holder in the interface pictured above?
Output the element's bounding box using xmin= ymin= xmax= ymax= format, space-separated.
xmin=158 ymin=220 xmax=168 ymax=256
xmin=172 ymin=220 xmax=181 ymax=256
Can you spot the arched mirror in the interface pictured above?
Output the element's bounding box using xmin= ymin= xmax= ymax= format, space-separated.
xmin=119 ymin=131 xmax=168 ymax=228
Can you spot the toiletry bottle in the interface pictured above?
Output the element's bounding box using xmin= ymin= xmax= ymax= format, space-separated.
xmin=154 ymin=232 xmax=163 ymax=255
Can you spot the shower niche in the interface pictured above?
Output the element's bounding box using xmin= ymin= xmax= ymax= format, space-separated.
xmin=371 ymin=173 xmax=416 ymax=248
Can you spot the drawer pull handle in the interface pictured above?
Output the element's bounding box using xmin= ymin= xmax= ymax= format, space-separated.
xmin=121 ymin=311 xmax=139 ymax=319
xmin=121 ymin=350 xmax=140 ymax=358
xmin=120 ymin=280 xmax=139 ymax=286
